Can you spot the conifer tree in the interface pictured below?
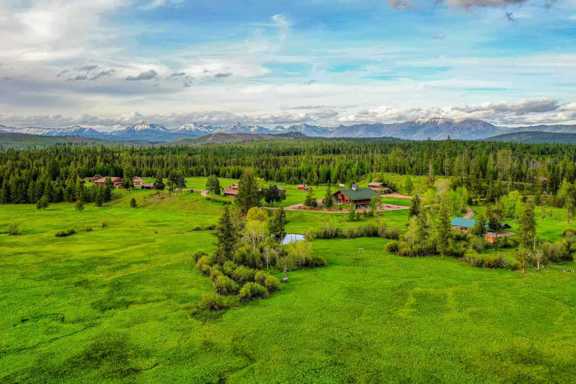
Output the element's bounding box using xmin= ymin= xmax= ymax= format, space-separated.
xmin=269 ymin=208 xmax=287 ymax=242
xmin=130 ymin=198 xmax=137 ymax=208
xmin=409 ymin=195 xmax=421 ymax=217
xmin=323 ymin=185 xmax=333 ymax=208
xmin=237 ymin=169 xmax=261 ymax=213
xmin=215 ymin=207 xmax=238 ymax=264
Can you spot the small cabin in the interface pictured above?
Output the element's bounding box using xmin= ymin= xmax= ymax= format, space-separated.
xmin=451 ymin=217 xmax=476 ymax=233
xmin=484 ymin=231 xmax=513 ymax=245
xmin=368 ymin=182 xmax=393 ymax=194
xmin=132 ymin=177 xmax=144 ymax=188
xmin=333 ymin=184 xmax=376 ymax=207
xmin=93 ymin=176 xmax=123 ymax=188
xmin=223 ymin=184 xmax=240 ymax=197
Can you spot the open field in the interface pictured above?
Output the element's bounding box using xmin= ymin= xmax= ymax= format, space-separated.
xmin=1 ymin=178 xmax=576 ymax=383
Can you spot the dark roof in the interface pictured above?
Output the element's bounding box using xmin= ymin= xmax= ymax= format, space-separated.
xmin=336 ymin=188 xmax=377 ymax=201
xmin=451 ymin=217 xmax=476 ymax=229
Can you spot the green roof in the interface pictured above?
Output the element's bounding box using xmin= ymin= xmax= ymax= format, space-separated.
xmin=451 ymin=217 xmax=476 ymax=229
xmin=336 ymin=188 xmax=376 ymax=201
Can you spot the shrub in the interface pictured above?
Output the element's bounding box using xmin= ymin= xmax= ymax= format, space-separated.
xmin=307 ymin=223 xmax=399 ymax=241
xmin=193 ymin=251 xmax=208 ymax=263
xmin=255 ymin=271 xmax=281 ymax=292
xmin=222 ymin=260 xmax=238 ymax=276
xmin=463 ymin=249 xmax=507 ymax=269
xmin=231 ymin=266 xmax=257 ymax=283
xmin=213 ymin=274 xmax=239 ymax=295
xmin=239 ymin=282 xmax=269 ymax=301
xmin=542 ymin=241 xmax=573 ymax=262
xmin=7 ymin=223 xmax=21 ymax=236
xmin=563 ymin=228 xmax=576 ymax=238
xmin=101 ymin=221 xmax=109 ymax=228
xmin=55 ymin=229 xmax=77 ymax=238
xmin=470 ymin=236 xmax=486 ymax=252
xmin=198 ymin=293 xmax=231 ymax=311
xmin=196 ymin=255 xmax=215 ymax=275
xmin=385 ymin=240 xmax=399 ymax=254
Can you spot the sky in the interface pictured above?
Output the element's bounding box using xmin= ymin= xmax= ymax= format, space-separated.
xmin=1 ymin=0 xmax=576 ymax=129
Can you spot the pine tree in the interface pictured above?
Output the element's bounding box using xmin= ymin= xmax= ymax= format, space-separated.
xmin=435 ymin=201 xmax=451 ymax=255
xmin=215 ymin=207 xmax=238 ymax=264
xmin=269 ymin=208 xmax=287 ymax=242
xmin=36 ymin=195 xmax=49 ymax=210
xmin=409 ymin=195 xmax=421 ymax=217
xmin=404 ymin=176 xmax=414 ymax=195
xmin=323 ymin=185 xmax=333 ymax=208
xmin=130 ymin=198 xmax=137 ymax=208
xmin=75 ymin=200 xmax=85 ymax=212
xmin=237 ymin=169 xmax=261 ymax=213
xmin=95 ymin=188 xmax=104 ymax=207
xmin=304 ymin=188 xmax=317 ymax=208
xmin=206 ymin=175 xmax=221 ymax=195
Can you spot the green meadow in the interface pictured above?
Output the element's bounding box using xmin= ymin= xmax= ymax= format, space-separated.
xmin=1 ymin=177 xmax=576 ymax=383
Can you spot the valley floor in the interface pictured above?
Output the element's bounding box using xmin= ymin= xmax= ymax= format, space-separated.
xmin=1 ymin=181 xmax=575 ymax=383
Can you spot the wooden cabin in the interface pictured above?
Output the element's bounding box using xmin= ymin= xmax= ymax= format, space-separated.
xmin=223 ymin=184 xmax=240 ymax=197
xmin=368 ymin=182 xmax=393 ymax=194
xmin=484 ymin=232 xmax=513 ymax=245
xmin=132 ymin=177 xmax=144 ymax=188
xmin=93 ymin=176 xmax=123 ymax=188
xmin=333 ymin=184 xmax=376 ymax=208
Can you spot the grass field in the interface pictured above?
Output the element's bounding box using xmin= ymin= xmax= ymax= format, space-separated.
xmin=1 ymin=179 xmax=576 ymax=383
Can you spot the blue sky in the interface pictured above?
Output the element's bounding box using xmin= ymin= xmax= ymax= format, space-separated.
xmin=1 ymin=0 xmax=576 ymax=128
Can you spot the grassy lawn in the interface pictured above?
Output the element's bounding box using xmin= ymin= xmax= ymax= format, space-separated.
xmin=1 ymin=188 xmax=576 ymax=383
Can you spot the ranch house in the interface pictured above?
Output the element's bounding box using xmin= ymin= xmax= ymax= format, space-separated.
xmin=333 ymin=184 xmax=376 ymax=208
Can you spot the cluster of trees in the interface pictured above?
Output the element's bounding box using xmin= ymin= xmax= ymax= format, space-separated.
xmin=393 ymin=187 xmax=575 ymax=270
xmin=193 ymin=205 xmax=326 ymax=312
xmin=6 ymin=175 xmax=116 ymax=208
xmin=5 ymin=139 xmax=576 ymax=204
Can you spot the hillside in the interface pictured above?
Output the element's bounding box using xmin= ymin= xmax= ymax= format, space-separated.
xmin=0 ymin=132 xmax=104 ymax=147
xmin=484 ymin=131 xmax=576 ymax=144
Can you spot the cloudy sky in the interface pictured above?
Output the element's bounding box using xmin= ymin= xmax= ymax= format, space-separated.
xmin=1 ymin=0 xmax=576 ymax=129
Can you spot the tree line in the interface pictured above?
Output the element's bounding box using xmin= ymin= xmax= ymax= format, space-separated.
xmin=4 ymin=139 xmax=576 ymax=204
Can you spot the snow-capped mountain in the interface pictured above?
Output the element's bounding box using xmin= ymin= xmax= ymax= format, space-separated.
xmin=3 ymin=118 xmax=576 ymax=143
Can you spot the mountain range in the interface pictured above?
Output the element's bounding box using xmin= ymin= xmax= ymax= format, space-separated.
xmin=1 ymin=119 xmax=576 ymax=143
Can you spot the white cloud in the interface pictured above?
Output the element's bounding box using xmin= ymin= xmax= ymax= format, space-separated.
xmin=271 ymin=14 xmax=291 ymax=41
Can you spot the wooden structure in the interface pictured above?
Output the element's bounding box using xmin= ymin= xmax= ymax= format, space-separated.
xmin=333 ymin=184 xmax=376 ymax=207
xmin=92 ymin=176 xmax=123 ymax=188
xmin=297 ymin=184 xmax=309 ymax=191
xmin=223 ymin=184 xmax=240 ymax=197
xmin=484 ymin=232 xmax=513 ymax=245
xmin=368 ymin=182 xmax=393 ymax=194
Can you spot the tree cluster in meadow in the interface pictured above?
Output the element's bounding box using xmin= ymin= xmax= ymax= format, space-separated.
xmin=388 ymin=185 xmax=576 ymax=271
xmin=193 ymin=204 xmax=326 ymax=314
xmin=5 ymin=140 xmax=576 ymax=204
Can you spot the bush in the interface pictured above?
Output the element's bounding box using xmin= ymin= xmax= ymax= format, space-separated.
xmin=542 ymin=241 xmax=573 ymax=262
xmin=198 ymin=293 xmax=232 ymax=311
xmin=193 ymin=251 xmax=208 ymax=263
xmin=470 ymin=236 xmax=486 ymax=252
xmin=196 ymin=255 xmax=215 ymax=275
xmin=101 ymin=221 xmax=109 ymax=228
xmin=55 ymin=229 xmax=77 ymax=238
xmin=463 ymin=249 xmax=507 ymax=269
xmin=213 ymin=274 xmax=239 ymax=295
xmin=239 ymin=282 xmax=269 ymax=301
xmin=255 ymin=271 xmax=281 ymax=292
xmin=222 ymin=260 xmax=238 ymax=276
xmin=385 ymin=240 xmax=399 ymax=254
xmin=231 ymin=266 xmax=257 ymax=284
xmin=307 ymin=223 xmax=399 ymax=241
xmin=7 ymin=223 xmax=21 ymax=236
